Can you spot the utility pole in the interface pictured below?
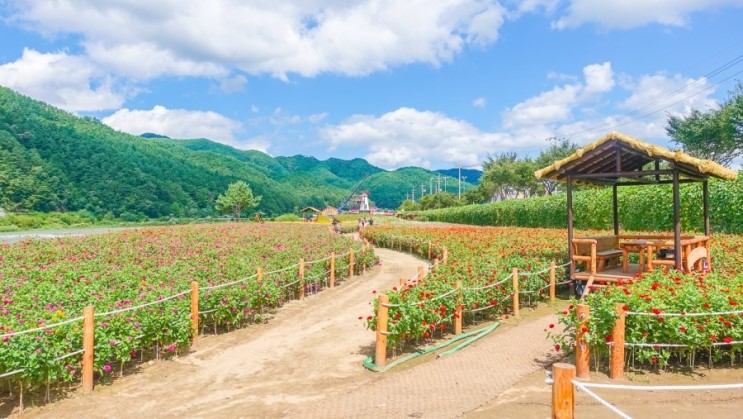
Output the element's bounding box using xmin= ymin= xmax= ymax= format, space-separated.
xmin=421 ymin=184 xmax=426 ymax=197
xmin=437 ymin=175 xmax=441 ymax=194
xmin=429 ymin=177 xmax=434 ymax=195
xmin=458 ymin=167 xmax=462 ymax=199
xmin=412 ymin=188 xmax=415 ymax=203
xmin=444 ymin=176 xmax=447 ymax=193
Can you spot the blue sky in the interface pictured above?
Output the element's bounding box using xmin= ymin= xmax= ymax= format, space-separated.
xmin=1 ymin=0 xmax=742 ymax=170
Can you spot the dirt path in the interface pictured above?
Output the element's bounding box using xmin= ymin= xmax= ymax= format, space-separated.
xmin=23 ymin=247 xmax=426 ymax=418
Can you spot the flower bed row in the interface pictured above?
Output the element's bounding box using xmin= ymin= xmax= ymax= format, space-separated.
xmin=0 ymin=223 xmax=376 ymax=390
xmin=360 ymin=225 xmax=571 ymax=347
xmin=548 ymin=268 xmax=743 ymax=369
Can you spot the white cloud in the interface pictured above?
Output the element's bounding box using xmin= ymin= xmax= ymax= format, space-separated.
xmin=102 ymin=105 xmax=245 ymax=147
xmin=502 ymin=62 xmax=613 ymax=129
xmin=9 ymin=0 xmax=508 ymax=79
xmin=583 ymin=62 xmax=614 ymax=93
xmin=473 ymin=97 xmax=488 ymax=107
xmin=551 ymin=0 xmax=743 ymax=30
xmin=321 ymin=107 xmax=511 ymax=169
xmin=219 ymin=75 xmax=247 ymax=93
xmin=0 ymin=48 xmax=125 ymax=112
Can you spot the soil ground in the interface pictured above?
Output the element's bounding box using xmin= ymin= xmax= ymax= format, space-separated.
xmin=7 ymin=238 xmax=743 ymax=418
xmin=469 ymin=363 xmax=743 ymax=418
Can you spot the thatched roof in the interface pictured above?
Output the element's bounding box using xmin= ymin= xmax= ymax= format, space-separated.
xmin=300 ymin=206 xmax=322 ymax=213
xmin=534 ymin=132 xmax=738 ymax=184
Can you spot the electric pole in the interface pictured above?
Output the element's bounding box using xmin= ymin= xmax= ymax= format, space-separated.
xmin=458 ymin=167 xmax=462 ymax=199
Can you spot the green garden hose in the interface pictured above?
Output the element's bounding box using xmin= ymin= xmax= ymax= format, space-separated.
xmin=363 ymin=322 xmax=500 ymax=372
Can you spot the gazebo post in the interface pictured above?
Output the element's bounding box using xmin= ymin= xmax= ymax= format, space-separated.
xmin=567 ymin=175 xmax=575 ymax=277
xmin=612 ymin=184 xmax=619 ymax=236
xmin=672 ymin=170 xmax=682 ymax=270
xmin=703 ymin=180 xmax=710 ymax=236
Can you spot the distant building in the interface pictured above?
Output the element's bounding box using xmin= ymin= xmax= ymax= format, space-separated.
xmin=322 ymin=206 xmax=338 ymax=216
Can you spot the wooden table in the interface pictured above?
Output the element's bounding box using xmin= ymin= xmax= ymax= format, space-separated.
xmin=620 ymin=240 xmax=647 ymax=273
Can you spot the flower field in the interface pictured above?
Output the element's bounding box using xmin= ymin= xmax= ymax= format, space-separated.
xmin=0 ymin=223 xmax=376 ymax=390
xmin=360 ymin=225 xmax=571 ymax=347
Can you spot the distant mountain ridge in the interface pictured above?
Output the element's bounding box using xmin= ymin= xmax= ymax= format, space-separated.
xmin=0 ymin=86 xmax=472 ymax=218
xmin=434 ymin=168 xmax=483 ymax=184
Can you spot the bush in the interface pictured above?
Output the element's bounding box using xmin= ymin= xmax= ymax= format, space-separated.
xmin=406 ymin=174 xmax=743 ymax=233
xmin=274 ymin=213 xmax=302 ymax=222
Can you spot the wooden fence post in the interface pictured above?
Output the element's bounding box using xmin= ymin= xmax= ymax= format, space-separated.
xmin=257 ymin=266 xmax=263 ymax=282
xmin=549 ymin=262 xmax=556 ymax=304
xmin=349 ymin=248 xmax=354 ymax=278
xmin=417 ymin=265 xmax=424 ymax=282
xmin=428 ymin=240 xmax=432 ymax=260
xmin=455 ymin=281 xmax=463 ymax=335
xmin=375 ymin=294 xmax=389 ymax=369
xmin=82 ymin=305 xmax=95 ymax=393
xmin=399 ymin=278 xmax=406 ymax=289
xmin=552 ymin=363 xmax=576 ymax=419
xmin=443 ymin=247 xmax=448 ymax=265
xmin=434 ymin=258 xmax=439 ymax=271
xmin=330 ymin=252 xmax=336 ymax=288
xmin=576 ymin=304 xmax=590 ymax=379
xmin=190 ymin=281 xmax=199 ymax=342
xmin=610 ymin=303 xmax=626 ymax=380
xmin=299 ymin=258 xmax=305 ymax=300
xmin=512 ymin=268 xmax=520 ymax=316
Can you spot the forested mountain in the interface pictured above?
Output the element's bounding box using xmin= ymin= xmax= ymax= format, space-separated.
xmin=0 ymin=86 xmax=469 ymax=218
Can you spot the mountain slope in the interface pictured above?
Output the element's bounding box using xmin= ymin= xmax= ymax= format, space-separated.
xmin=0 ymin=86 xmax=471 ymax=217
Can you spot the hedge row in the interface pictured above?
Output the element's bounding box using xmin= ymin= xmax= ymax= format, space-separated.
xmin=404 ymin=174 xmax=743 ymax=233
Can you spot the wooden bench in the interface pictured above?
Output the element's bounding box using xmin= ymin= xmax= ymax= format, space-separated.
xmin=572 ymin=236 xmax=622 ymax=275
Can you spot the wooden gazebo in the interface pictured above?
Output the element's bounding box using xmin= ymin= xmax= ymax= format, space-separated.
xmin=535 ymin=132 xmax=737 ymax=282
xmin=300 ymin=206 xmax=322 ymax=221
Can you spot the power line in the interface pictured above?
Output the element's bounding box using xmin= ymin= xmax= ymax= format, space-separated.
xmin=563 ymin=53 xmax=743 ymax=139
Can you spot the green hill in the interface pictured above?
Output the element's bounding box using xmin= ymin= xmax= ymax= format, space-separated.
xmin=0 ymin=86 xmax=470 ymax=218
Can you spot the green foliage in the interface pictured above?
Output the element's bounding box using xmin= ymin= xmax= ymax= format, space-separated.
xmin=274 ymin=213 xmax=303 ymax=222
xmin=666 ymin=82 xmax=743 ymax=167
xmin=417 ymin=192 xmax=459 ymax=210
xmin=405 ymin=175 xmax=743 ymax=233
xmin=215 ymin=181 xmax=261 ymax=220
xmin=398 ymin=199 xmax=420 ymax=212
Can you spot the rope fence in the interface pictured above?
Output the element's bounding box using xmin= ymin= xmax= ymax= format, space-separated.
xmin=552 ymin=363 xmax=743 ymax=418
xmin=365 ymin=233 xmax=571 ymax=369
xmin=0 ymin=245 xmax=368 ymax=396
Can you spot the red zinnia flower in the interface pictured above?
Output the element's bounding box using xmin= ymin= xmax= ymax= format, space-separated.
xmin=554 ymin=344 xmax=561 ymax=351
xmin=723 ymin=336 xmax=733 ymax=344
xmin=549 ymin=324 xmax=555 ymax=329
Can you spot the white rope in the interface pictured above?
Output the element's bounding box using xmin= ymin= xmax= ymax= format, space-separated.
xmin=627 ymin=309 xmax=743 ymax=317
xmin=96 ymin=290 xmax=190 ymax=317
xmin=264 ymin=263 xmax=299 ymax=275
xmin=428 ymin=288 xmax=457 ymax=302
xmin=54 ymin=349 xmax=84 ymax=361
xmin=573 ymin=381 xmax=632 ymax=419
xmin=0 ymin=369 xmax=24 ymax=379
xmin=520 ymin=266 xmax=553 ymax=277
xmin=465 ymin=273 xmax=512 ymax=291
xmin=537 ymin=280 xmax=572 ymax=292
xmin=199 ymin=308 xmax=219 ymax=315
xmin=201 ymin=273 xmax=259 ymax=291
xmin=282 ymin=277 xmax=302 ymax=288
xmin=0 ymin=316 xmax=85 ymax=339
xmin=575 ymin=381 xmax=743 ymax=392
xmin=624 ymin=340 xmax=743 ymax=348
